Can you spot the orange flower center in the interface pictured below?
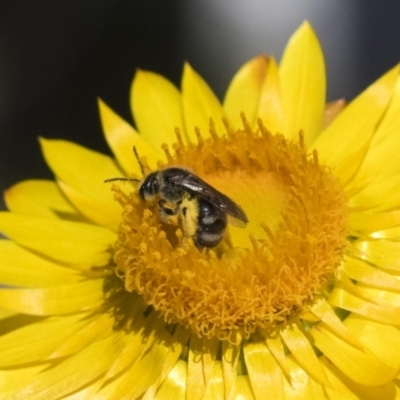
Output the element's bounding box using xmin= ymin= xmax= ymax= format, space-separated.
xmin=112 ymin=119 xmax=348 ymax=342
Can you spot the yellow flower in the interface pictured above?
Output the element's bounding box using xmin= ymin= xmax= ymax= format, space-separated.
xmin=1 ymin=20 xmax=400 ymax=399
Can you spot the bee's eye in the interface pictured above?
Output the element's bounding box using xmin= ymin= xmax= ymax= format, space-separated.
xmin=139 ymin=173 xmax=159 ymax=200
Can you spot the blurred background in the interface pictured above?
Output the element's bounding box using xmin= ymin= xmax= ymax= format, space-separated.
xmin=1 ymin=0 xmax=400 ymax=210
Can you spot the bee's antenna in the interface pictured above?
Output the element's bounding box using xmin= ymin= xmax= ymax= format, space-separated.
xmin=133 ymin=146 xmax=145 ymax=176
xmin=104 ymin=146 xmax=145 ymax=184
xmin=104 ymin=177 xmax=140 ymax=183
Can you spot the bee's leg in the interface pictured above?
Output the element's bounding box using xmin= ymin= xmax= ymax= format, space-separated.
xmin=180 ymin=197 xmax=199 ymax=242
xmin=180 ymin=235 xmax=197 ymax=251
xmin=158 ymin=199 xmax=180 ymax=225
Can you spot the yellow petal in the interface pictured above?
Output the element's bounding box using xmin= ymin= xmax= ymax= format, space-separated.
xmin=104 ymin=329 xmax=149 ymax=382
xmin=234 ymin=376 xmax=256 ymax=400
xmin=359 ymin=285 xmax=400 ymax=307
xmin=58 ymin=180 xmax=119 ymax=232
xmin=353 ymin=240 xmax=400 ymax=272
xmin=349 ymin=175 xmax=400 ymax=212
xmin=64 ymin=380 xmax=102 ymax=400
xmin=105 ymin=333 xmax=170 ymax=399
xmin=265 ymin=335 xmax=291 ymax=382
xmin=223 ymin=55 xmax=268 ymax=128
xmin=0 ymin=307 xmax=18 ymax=321
xmin=256 ymin=56 xmax=285 ymax=135
xmin=40 ymin=138 xmax=119 ymax=194
xmin=323 ymin=99 xmax=346 ymax=128
xmin=344 ymin=381 xmax=398 ymax=400
xmin=311 ymin=323 xmax=397 ymax=385
xmin=131 ymin=70 xmax=184 ymax=147
xmin=369 ymin=226 xmax=400 ymax=240
xmin=142 ymin=325 xmax=190 ymax=400
xmin=0 ymin=314 xmax=87 ymax=366
xmin=280 ymin=323 xmax=330 ymax=387
xmin=0 ymin=240 xmax=80 ymax=288
xmin=357 ymin=76 xmax=400 ymax=182
xmin=0 ymin=279 xmax=103 ymax=315
xmin=309 ymin=297 xmax=363 ymax=349
xmin=104 ymin=310 xmax=165 ymax=381
xmin=98 ymin=98 xmax=162 ymax=174
xmin=182 ymin=63 xmax=226 ymax=141
xmin=187 ymin=335 xmax=208 ymax=400
xmin=187 ymin=341 xmax=206 ymax=397
xmin=0 ymin=212 xmax=115 ymax=266
xmin=349 ymin=210 xmax=400 ymax=234
xmin=313 ymin=64 xmax=399 ymax=172
xmin=51 ymin=312 xmax=114 ymax=358
xmin=203 ymin=361 xmax=224 ymax=400
xmin=39 ymin=138 xmax=123 ymax=229
xmin=221 ymin=341 xmax=239 ymax=400
xmin=94 ymin=366 xmax=127 ymax=399
xmin=223 ymin=55 xmax=286 ymax=135
xmin=0 ymin=311 xmax=45 ymax=338
xmin=4 ymin=180 xmax=79 ymax=220
xmin=344 ymin=256 xmax=400 ymax=292
xmin=201 ymin=337 xmax=219 ymax=387
xmin=243 ymin=341 xmax=285 ymax=400
xmin=319 ymin=355 xmax=388 ymax=400
xmin=283 ymin=355 xmax=326 ymax=399
xmin=345 ymin=314 xmax=400 ymax=370
xmin=0 ymin=365 xmax=48 ymax=398
xmin=333 ymin=137 xmax=372 ymax=187
xmin=279 ymin=21 xmax=326 ymax=144
xmin=329 ymin=285 xmax=400 ymax=325
xmin=154 ymin=360 xmax=187 ymax=400
xmin=11 ymin=333 xmax=126 ymax=400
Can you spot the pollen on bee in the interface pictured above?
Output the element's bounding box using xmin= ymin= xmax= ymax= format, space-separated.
xmin=175 ymin=229 xmax=183 ymax=240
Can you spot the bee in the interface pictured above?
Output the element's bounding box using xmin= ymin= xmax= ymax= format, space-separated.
xmin=105 ymin=149 xmax=248 ymax=249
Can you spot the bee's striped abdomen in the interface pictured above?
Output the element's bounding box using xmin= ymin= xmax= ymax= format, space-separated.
xmin=194 ymin=199 xmax=227 ymax=248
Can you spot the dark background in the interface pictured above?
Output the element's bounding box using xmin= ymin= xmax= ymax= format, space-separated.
xmin=1 ymin=1 xmax=400 ymax=210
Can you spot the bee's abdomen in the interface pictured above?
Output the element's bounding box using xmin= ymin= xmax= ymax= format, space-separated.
xmin=195 ymin=200 xmax=227 ymax=248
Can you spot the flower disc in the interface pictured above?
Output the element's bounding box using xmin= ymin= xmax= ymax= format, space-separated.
xmin=113 ymin=120 xmax=348 ymax=342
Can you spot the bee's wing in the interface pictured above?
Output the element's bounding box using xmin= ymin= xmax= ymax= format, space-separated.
xmin=172 ymin=173 xmax=249 ymax=225
xmin=227 ymin=214 xmax=248 ymax=228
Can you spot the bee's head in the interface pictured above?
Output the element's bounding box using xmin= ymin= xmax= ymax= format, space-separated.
xmin=138 ymin=172 xmax=159 ymax=201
